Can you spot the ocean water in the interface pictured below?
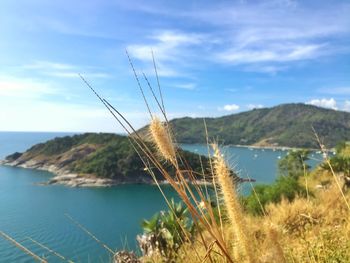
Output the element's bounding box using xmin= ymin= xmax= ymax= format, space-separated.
xmin=180 ymin=144 xmax=323 ymax=184
xmin=0 ymin=132 xmax=323 ymax=262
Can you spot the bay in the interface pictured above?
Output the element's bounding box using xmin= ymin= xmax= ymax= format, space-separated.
xmin=0 ymin=132 xmax=323 ymax=262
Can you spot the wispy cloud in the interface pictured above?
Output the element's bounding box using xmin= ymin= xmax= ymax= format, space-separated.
xmin=243 ymin=65 xmax=288 ymax=75
xmin=217 ymin=44 xmax=324 ymax=64
xmin=126 ymin=1 xmax=350 ymax=74
xmin=23 ymin=61 xmax=75 ymax=70
xmin=128 ymin=31 xmax=205 ymax=61
xmin=0 ymin=77 xmax=57 ymax=99
xmin=22 ymin=61 xmax=110 ymax=79
xmin=172 ymin=83 xmax=196 ymax=90
xmin=306 ymin=98 xmax=337 ymax=110
xmin=127 ymin=31 xmax=208 ymax=77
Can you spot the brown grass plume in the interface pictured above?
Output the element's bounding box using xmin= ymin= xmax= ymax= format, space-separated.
xmin=149 ymin=117 xmax=176 ymax=164
xmin=212 ymin=143 xmax=255 ymax=263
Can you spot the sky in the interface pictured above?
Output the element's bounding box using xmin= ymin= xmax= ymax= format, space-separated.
xmin=0 ymin=0 xmax=349 ymax=132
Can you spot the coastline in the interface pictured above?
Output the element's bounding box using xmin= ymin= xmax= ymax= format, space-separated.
xmin=0 ymin=160 xmax=217 ymax=188
xmin=229 ymin=143 xmax=335 ymax=152
xmin=0 ymin=159 xmax=254 ymax=188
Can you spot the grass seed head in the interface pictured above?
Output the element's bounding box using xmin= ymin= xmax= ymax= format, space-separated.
xmin=149 ymin=117 xmax=176 ymax=164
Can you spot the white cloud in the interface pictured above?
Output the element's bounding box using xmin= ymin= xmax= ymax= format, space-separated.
xmin=247 ymin=104 xmax=264 ymax=110
xmin=23 ymin=61 xmax=75 ymax=70
xmin=127 ymin=31 xmax=207 ymax=77
xmin=307 ymin=98 xmax=337 ymax=110
xmin=344 ymin=101 xmax=350 ymax=112
xmin=172 ymin=83 xmax=196 ymax=90
xmin=47 ymin=72 xmax=110 ymax=79
xmin=153 ymin=31 xmax=203 ymax=46
xmin=122 ymin=1 xmax=350 ymax=76
xmin=219 ymin=104 xmax=240 ymax=112
xmin=127 ymin=31 xmax=204 ymax=62
xmin=217 ymin=44 xmax=323 ymax=64
xmin=0 ymin=77 xmax=57 ymax=98
xmin=22 ymin=61 xmax=110 ymax=79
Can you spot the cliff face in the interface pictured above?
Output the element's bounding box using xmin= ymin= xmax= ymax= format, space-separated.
xmin=1 ymin=133 xmax=209 ymax=187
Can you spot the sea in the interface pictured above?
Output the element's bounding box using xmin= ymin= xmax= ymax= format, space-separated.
xmin=0 ymin=132 xmax=324 ymax=262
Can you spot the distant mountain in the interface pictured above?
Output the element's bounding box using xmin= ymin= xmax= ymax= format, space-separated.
xmin=138 ymin=103 xmax=350 ymax=148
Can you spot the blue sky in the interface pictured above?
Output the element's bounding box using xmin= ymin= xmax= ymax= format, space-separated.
xmin=0 ymin=0 xmax=349 ymax=132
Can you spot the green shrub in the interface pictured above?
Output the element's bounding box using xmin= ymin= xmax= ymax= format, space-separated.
xmin=138 ymin=200 xmax=194 ymax=260
xmin=243 ymin=176 xmax=306 ymax=215
xmin=278 ymin=149 xmax=310 ymax=179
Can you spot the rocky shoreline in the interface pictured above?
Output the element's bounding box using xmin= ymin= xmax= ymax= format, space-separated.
xmin=0 ymin=159 xmax=155 ymax=187
xmin=0 ymin=159 xmax=254 ymax=188
xmin=0 ymin=159 xmax=221 ymax=187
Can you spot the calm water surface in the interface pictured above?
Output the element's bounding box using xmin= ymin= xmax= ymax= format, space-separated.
xmin=0 ymin=132 xmax=323 ymax=262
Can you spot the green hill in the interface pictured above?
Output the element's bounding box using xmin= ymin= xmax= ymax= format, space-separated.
xmin=3 ymin=133 xmax=208 ymax=185
xmin=138 ymin=103 xmax=350 ymax=148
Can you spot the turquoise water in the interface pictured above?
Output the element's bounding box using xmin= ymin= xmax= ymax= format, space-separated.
xmin=180 ymin=144 xmax=323 ymax=194
xmin=0 ymin=133 xmax=323 ymax=262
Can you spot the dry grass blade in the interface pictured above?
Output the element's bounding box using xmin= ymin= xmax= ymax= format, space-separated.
xmin=64 ymin=214 xmax=114 ymax=255
xmin=202 ymin=240 xmax=218 ymax=263
xmin=151 ymin=49 xmax=165 ymax=113
xmin=142 ymin=72 xmax=168 ymax=123
xmin=26 ymin=236 xmax=73 ymax=262
xmin=125 ymin=49 xmax=153 ymax=119
xmin=0 ymin=230 xmax=47 ymax=263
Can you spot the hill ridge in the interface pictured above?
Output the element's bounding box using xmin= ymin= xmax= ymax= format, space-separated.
xmin=138 ymin=103 xmax=350 ymax=148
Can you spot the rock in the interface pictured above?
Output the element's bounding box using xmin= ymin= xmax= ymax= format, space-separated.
xmin=5 ymin=152 xmax=22 ymax=162
xmin=114 ymin=251 xmax=140 ymax=263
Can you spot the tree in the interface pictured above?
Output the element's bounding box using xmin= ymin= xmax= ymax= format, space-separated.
xmin=243 ymin=149 xmax=310 ymax=215
xmin=323 ymin=142 xmax=350 ymax=178
xmin=278 ymin=149 xmax=311 ymax=178
xmin=243 ymin=176 xmax=306 ymax=215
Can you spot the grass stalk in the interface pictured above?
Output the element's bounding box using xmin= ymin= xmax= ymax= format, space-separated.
xmin=212 ymin=144 xmax=255 ymax=263
xmin=0 ymin=231 xmax=47 ymax=263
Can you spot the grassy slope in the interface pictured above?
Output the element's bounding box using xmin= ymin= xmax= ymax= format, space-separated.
xmin=145 ymin=145 xmax=350 ymax=262
xmin=138 ymin=103 xmax=350 ymax=148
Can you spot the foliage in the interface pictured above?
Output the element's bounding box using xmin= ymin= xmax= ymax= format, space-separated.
xmin=242 ymin=150 xmax=309 ymax=215
xmin=278 ymin=149 xmax=311 ymax=178
xmin=323 ymin=141 xmax=350 ymax=176
xmin=138 ymin=200 xmax=194 ymax=260
xmin=8 ymin=133 xmax=209 ymax=181
xmin=73 ymin=139 xmax=143 ymax=179
xmin=335 ymin=141 xmax=348 ymax=154
xmin=27 ymin=133 xmax=122 ymax=156
xmin=138 ymin=103 xmax=350 ymax=148
xmin=243 ymin=176 xmax=306 ymax=215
